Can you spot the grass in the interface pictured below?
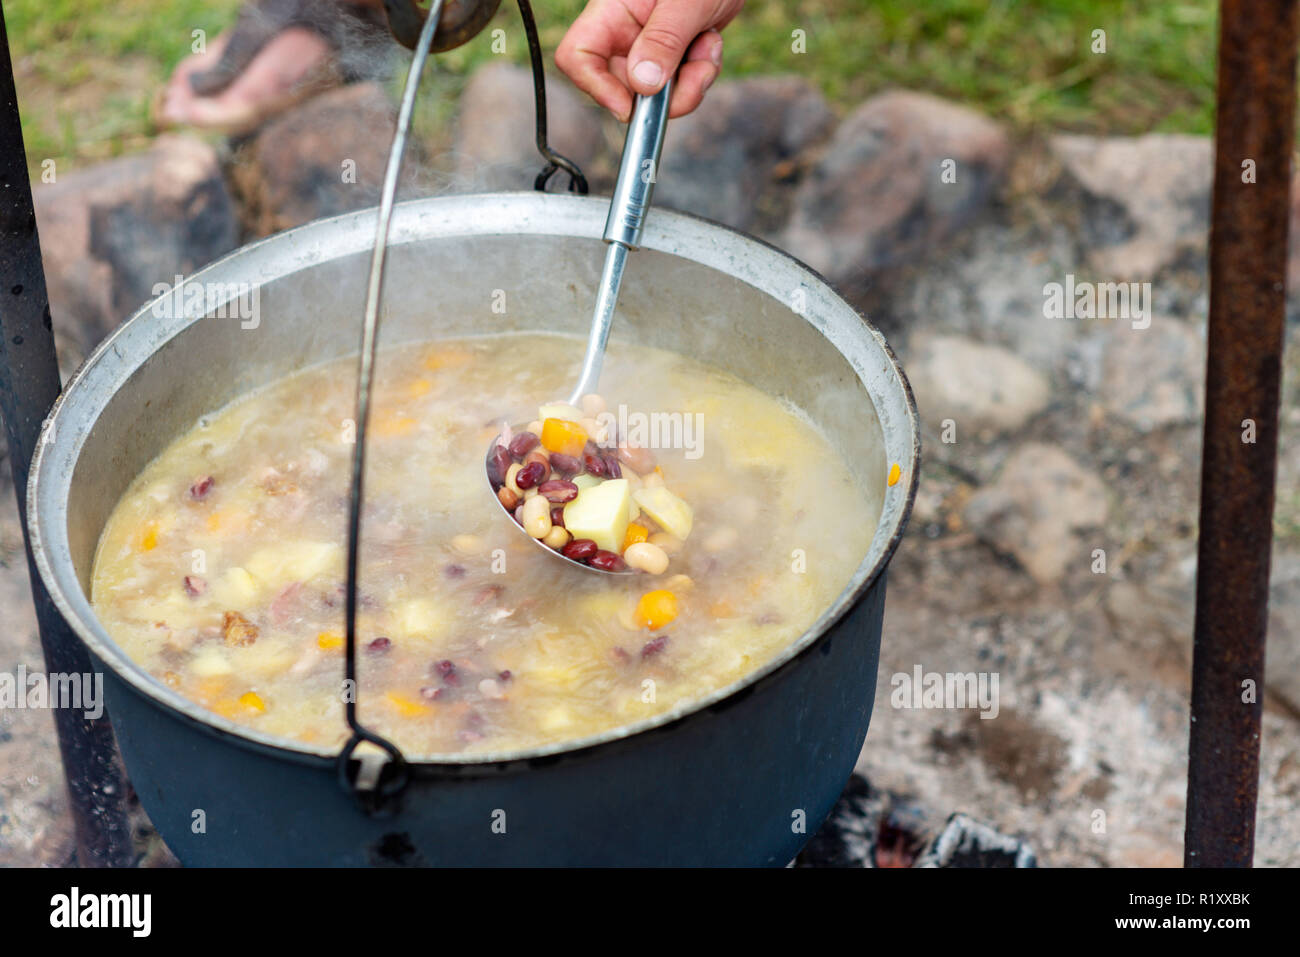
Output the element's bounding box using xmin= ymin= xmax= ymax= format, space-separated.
xmin=6 ymin=0 xmax=1222 ymax=174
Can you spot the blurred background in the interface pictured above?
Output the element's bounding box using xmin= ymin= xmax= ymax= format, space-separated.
xmin=2 ymin=0 xmax=1298 ymax=867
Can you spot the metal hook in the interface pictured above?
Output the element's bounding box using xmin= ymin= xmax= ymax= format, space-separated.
xmin=516 ymin=0 xmax=589 ymax=194
xmin=339 ymin=0 xmax=449 ymax=813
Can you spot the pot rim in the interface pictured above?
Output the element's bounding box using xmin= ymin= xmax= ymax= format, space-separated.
xmin=27 ymin=191 xmax=920 ymax=768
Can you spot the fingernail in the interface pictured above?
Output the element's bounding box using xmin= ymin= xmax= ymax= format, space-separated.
xmin=710 ymin=37 xmax=723 ymax=67
xmin=703 ymin=67 xmax=717 ymax=93
xmin=632 ymin=60 xmax=663 ymax=89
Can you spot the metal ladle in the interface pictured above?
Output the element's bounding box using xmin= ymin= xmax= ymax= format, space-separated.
xmin=485 ymin=81 xmax=673 ymax=575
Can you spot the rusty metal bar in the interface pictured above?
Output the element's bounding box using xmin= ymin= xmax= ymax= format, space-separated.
xmin=0 ymin=7 xmax=134 ymax=866
xmin=1186 ymin=0 xmax=1298 ymax=867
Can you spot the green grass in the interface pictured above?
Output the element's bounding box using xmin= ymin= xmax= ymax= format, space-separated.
xmin=6 ymin=0 xmax=1221 ymax=174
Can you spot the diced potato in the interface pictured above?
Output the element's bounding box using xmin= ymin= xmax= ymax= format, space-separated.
xmin=572 ymin=473 xmax=602 ymax=492
xmin=537 ymin=402 xmax=584 ymax=424
xmin=238 ymin=642 xmax=296 ymax=676
xmin=190 ymin=648 xmax=234 ymax=677
xmin=632 ymin=486 xmax=694 ymax=541
xmin=393 ymin=598 xmax=448 ymax=640
xmin=540 ymin=707 xmax=573 ymax=731
xmin=563 ymin=478 xmax=630 ymax=553
xmin=212 ymin=566 xmax=261 ymax=607
xmin=245 ymin=541 xmax=341 ymax=589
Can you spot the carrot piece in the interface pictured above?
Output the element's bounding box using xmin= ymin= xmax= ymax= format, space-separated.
xmin=138 ymin=522 xmax=159 ymax=552
xmin=239 ymin=691 xmax=267 ymax=713
xmin=635 ymin=590 xmax=679 ymax=630
xmin=385 ymin=691 xmax=431 ymax=718
xmin=541 ymin=418 xmax=588 ymax=457
xmin=622 ymin=522 xmax=650 ymax=552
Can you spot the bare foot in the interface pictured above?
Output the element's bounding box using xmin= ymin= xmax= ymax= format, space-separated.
xmin=156 ymin=27 xmax=334 ymax=135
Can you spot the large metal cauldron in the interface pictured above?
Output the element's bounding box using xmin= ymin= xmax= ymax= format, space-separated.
xmin=27 ymin=192 xmax=918 ymax=865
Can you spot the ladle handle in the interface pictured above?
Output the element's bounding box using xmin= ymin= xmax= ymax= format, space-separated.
xmin=603 ymin=81 xmax=673 ymax=249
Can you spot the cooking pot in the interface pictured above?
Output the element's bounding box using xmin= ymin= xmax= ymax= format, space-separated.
xmin=27 ymin=192 xmax=918 ymax=865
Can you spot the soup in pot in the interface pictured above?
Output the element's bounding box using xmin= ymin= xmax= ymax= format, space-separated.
xmin=91 ymin=334 xmax=884 ymax=755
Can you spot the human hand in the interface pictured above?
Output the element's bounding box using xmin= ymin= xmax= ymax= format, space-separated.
xmin=556 ymin=0 xmax=745 ymax=122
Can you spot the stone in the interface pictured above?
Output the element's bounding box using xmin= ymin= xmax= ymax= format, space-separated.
xmin=1267 ymin=551 xmax=1300 ymax=715
xmin=33 ymin=135 xmax=238 ymax=361
xmin=964 ymin=443 xmax=1109 ymax=584
xmin=230 ymin=82 xmax=410 ymax=235
xmin=780 ymin=91 xmax=1010 ymax=287
xmin=655 ymin=75 xmax=834 ymax=230
xmin=906 ymin=334 xmax=1051 ymax=438
xmin=1052 ymin=133 xmax=1211 ymax=280
xmin=913 ymin=813 xmax=1037 ymax=868
xmin=453 ymin=63 xmax=604 ymax=192
xmin=1098 ymin=317 xmax=1204 ymax=431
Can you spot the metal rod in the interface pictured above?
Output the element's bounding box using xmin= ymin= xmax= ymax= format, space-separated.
xmin=566 ymin=82 xmax=671 ymax=405
xmin=337 ymin=0 xmax=447 ymax=808
xmin=1186 ymin=0 xmax=1298 ymax=867
xmin=0 ymin=7 xmax=134 ymax=866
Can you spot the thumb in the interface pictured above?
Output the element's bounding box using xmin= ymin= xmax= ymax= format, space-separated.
xmin=626 ymin=0 xmax=712 ymax=94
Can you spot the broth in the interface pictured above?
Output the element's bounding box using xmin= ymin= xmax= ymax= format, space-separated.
xmin=91 ymin=334 xmax=881 ymax=755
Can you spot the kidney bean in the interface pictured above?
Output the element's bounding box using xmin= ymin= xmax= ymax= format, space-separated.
xmin=641 ymin=634 xmax=670 ymax=659
xmin=472 ymin=584 xmax=505 ymax=605
xmin=507 ymin=431 xmax=539 ymax=458
xmin=189 ymin=475 xmax=214 ymax=500
xmin=486 ymin=446 xmax=511 ymax=486
xmin=524 ymin=447 xmax=551 ymax=469
xmin=498 ymin=670 xmax=513 ymax=682
xmin=516 ymin=460 xmax=547 ymax=490
xmin=445 ymin=563 xmax=466 ymax=579
xmin=434 ymin=659 xmax=459 ymax=685
xmin=182 ymin=575 xmax=207 ymax=597
xmin=562 ymin=538 xmax=598 ymax=562
xmin=603 ymin=455 xmax=622 ymax=479
xmin=366 ymin=636 xmax=392 ymax=654
xmin=583 ymin=451 xmax=608 ymax=477
xmin=550 ymin=505 xmax=566 ymax=528
xmin=497 ymin=486 xmax=519 ymax=510
xmin=538 ymin=479 xmax=578 ymax=503
xmin=589 ymin=550 xmax=627 ymax=572
xmin=548 ymin=452 xmax=582 ymax=475
xmin=617 ymin=443 xmax=656 ymax=474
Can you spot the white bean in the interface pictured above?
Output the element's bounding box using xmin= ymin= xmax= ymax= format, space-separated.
xmin=451 ymin=534 xmax=484 ymax=555
xmin=624 ymin=542 xmax=669 ymax=575
xmin=704 ymin=526 xmax=739 ymax=552
xmin=522 ymin=494 xmax=552 ymax=539
xmin=542 ymin=526 xmax=571 ymax=550
xmin=581 ymin=393 xmax=607 ymax=417
xmin=649 ymin=532 xmax=683 ymax=555
xmin=505 ymin=462 xmax=524 ymax=495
